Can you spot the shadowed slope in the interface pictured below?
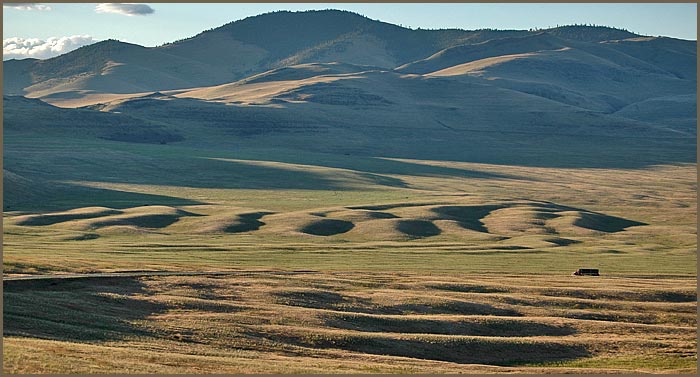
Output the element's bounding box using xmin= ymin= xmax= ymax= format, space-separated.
xmin=13 ymin=207 xmax=123 ymax=226
xmin=397 ymin=33 xmax=569 ymax=74
xmin=15 ymin=40 xmax=234 ymax=98
xmin=3 ymin=95 xmax=183 ymax=144
xmin=432 ymin=205 xmax=505 ymax=233
xmin=3 ymin=277 xmax=180 ymax=343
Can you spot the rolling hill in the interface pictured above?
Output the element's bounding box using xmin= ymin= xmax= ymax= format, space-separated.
xmin=3 ymin=95 xmax=183 ymax=143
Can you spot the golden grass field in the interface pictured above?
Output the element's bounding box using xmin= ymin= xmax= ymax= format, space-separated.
xmin=3 ymin=150 xmax=697 ymax=373
xmin=3 ymin=272 xmax=696 ymax=373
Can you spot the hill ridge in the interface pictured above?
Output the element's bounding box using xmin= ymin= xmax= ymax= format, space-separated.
xmin=6 ymin=10 xmax=675 ymax=98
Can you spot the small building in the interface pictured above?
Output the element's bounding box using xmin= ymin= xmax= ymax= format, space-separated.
xmin=573 ymin=268 xmax=600 ymax=276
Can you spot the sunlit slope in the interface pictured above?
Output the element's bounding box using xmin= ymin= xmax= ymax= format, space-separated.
xmin=396 ymin=33 xmax=571 ymax=74
xmin=426 ymin=46 xmax=694 ymax=99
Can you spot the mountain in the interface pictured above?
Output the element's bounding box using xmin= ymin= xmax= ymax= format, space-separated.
xmin=158 ymin=10 xmax=528 ymax=71
xmin=2 ymin=10 xmax=696 ymax=171
xmin=8 ymin=10 xmax=655 ymax=101
xmin=4 ymin=40 xmax=234 ymax=98
xmin=5 ymin=10 xmax=517 ymax=99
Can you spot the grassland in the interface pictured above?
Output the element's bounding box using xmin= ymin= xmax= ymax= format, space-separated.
xmin=4 ymin=135 xmax=696 ymax=275
xmin=3 ymin=273 xmax=696 ymax=373
xmin=3 ymin=134 xmax=697 ymax=373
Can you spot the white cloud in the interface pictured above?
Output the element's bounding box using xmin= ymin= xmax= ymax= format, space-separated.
xmin=95 ymin=3 xmax=154 ymax=16
xmin=3 ymin=35 xmax=98 ymax=60
xmin=3 ymin=3 xmax=51 ymax=11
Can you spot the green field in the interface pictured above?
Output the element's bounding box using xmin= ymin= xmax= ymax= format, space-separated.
xmin=3 ymin=130 xmax=697 ymax=373
xmin=4 ymin=133 xmax=697 ymax=275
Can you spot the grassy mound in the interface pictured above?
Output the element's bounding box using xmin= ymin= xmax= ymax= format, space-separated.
xmin=21 ymin=205 xmax=202 ymax=231
xmin=482 ymin=206 xmax=559 ymax=235
xmin=3 ymin=272 xmax=695 ymax=373
xmin=13 ymin=207 xmax=123 ymax=226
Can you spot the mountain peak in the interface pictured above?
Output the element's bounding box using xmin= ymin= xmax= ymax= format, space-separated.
xmin=215 ymin=9 xmax=371 ymax=29
xmin=201 ymin=9 xmax=382 ymax=58
xmin=42 ymin=39 xmax=143 ymax=63
xmin=544 ymin=24 xmax=640 ymax=42
xmin=80 ymin=39 xmax=142 ymax=51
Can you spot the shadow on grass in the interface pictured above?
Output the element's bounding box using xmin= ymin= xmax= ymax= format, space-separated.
xmin=91 ymin=214 xmax=188 ymax=229
xmin=430 ymin=202 xmax=646 ymax=234
xmin=224 ymin=212 xmax=275 ymax=233
xmin=3 ymin=277 xmax=167 ymax=343
xmin=432 ymin=205 xmax=506 ymax=232
xmin=273 ymin=289 xmax=521 ymax=316
xmin=537 ymin=201 xmax=647 ymax=232
xmin=273 ymin=290 xmax=374 ymax=312
xmin=14 ymin=209 xmax=123 ymax=226
xmin=275 ymin=331 xmax=590 ymax=366
xmin=4 ymin=182 xmax=204 ymax=213
xmin=395 ymin=220 xmax=441 ymax=238
xmin=300 ymin=219 xmax=355 ymax=236
xmin=323 ymin=314 xmax=577 ymax=337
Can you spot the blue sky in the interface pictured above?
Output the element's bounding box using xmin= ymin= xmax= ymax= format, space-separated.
xmin=3 ymin=3 xmax=697 ymax=60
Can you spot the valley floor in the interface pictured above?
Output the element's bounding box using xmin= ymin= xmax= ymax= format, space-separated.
xmin=3 ymin=271 xmax=697 ymax=374
xmin=2 ymin=138 xmax=697 ymax=373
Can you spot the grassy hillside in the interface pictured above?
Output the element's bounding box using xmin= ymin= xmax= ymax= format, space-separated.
xmin=396 ymin=33 xmax=570 ymax=74
xmin=72 ymin=67 xmax=695 ymax=169
xmin=16 ymin=40 xmax=235 ymax=97
xmin=3 ymin=95 xmax=182 ymax=143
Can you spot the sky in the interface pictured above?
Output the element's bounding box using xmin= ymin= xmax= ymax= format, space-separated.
xmin=3 ymin=3 xmax=698 ymax=60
